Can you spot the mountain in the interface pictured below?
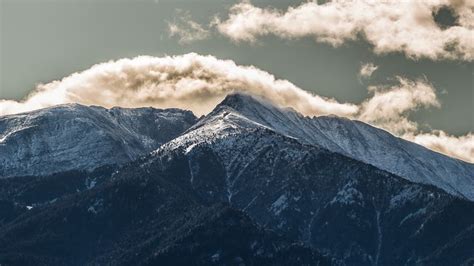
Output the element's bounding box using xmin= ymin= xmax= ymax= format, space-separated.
xmin=199 ymin=93 xmax=473 ymax=200
xmin=146 ymin=93 xmax=474 ymax=264
xmin=0 ymin=104 xmax=196 ymax=178
xmin=1 ymin=94 xmax=473 ymax=265
xmin=0 ymin=163 xmax=335 ymax=266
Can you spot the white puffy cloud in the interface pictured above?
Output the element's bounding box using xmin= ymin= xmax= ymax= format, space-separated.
xmin=359 ymin=63 xmax=378 ymax=79
xmin=214 ymin=0 xmax=474 ymax=61
xmin=0 ymin=53 xmax=358 ymax=117
xmin=168 ymin=11 xmax=210 ymax=44
xmin=0 ymin=53 xmax=471 ymax=162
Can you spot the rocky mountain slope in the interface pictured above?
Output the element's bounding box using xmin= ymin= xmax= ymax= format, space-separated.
xmin=0 ymin=104 xmax=196 ymax=178
xmin=1 ymin=94 xmax=472 ymax=265
xmin=0 ymin=165 xmax=335 ymax=266
xmin=142 ymin=94 xmax=473 ymax=265
xmin=200 ymin=94 xmax=474 ymax=200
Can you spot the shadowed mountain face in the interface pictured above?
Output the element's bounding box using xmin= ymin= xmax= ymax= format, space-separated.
xmin=0 ymin=168 xmax=335 ymax=266
xmin=0 ymin=104 xmax=197 ymax=178
xmin=0 ymin=94 xmax=473 ymax=265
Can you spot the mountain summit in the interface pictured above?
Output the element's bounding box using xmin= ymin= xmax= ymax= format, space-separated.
xmin=174 ymin=93 xmax=474 ymax=201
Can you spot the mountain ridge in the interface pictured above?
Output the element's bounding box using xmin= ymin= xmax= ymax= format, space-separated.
xmin=1 ymin=94 xmax=473 ymax=265
xmin=194 ymin=93 xmax=473 ymax=200
xmin=0 ymin=103 xmax=197 ymax=178
xmin=1 ymin=94 xmax=472 ymax=200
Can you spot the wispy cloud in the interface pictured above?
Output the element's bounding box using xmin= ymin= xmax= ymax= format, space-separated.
xmin=359 ymin=77 xmax=440 ymax=134
xmin=213 ymin=0 xmax=474 ymax=61
xmin=359 ymin=63 xmax=378 ymax=79
xmin=168 ymin=11 xmax=210 ymax=44
xmin=407 ymin=131 xmax=474 ymax=163
xmin=0 ymin=53 xmax=471 ymax=162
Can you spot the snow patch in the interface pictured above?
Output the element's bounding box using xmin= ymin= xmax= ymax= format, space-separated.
xmin=399 ymin=207 xmax=427 ymax=226
xmin=330 ymin=180 xmax=364 ymax=206
xmin=185 ymin=142 xmax=198 ymax=154
xmin=211 ymin=252 xmax=220 ymax=262
xmin=374 ymin=210 xmax=383 ymax=266
xmin=270 ymin=194 xmax=288 ymax=216
xmin=87 ymin=199 xmax=104 ymax=215
xmin=390 ymin=186 xmax=421 ymax=209
xmin=86 ymin=178 xmax=97 ymax=189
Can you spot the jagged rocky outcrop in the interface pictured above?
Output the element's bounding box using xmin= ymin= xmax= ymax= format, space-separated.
xmin=0 ymin=104 xmax=197 ymax=178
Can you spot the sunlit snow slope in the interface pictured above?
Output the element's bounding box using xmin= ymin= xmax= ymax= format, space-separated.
xmin=165 ymin=93 xmax=474 ymax=201
xmin=0 ymin=104 xmax=196 ymax=177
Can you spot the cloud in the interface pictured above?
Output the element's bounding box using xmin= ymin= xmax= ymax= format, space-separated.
xmin=359 ymin=63 xmax=378 ymax=79
xmin=168 ymin=11 xmax=210 ymax=44
xmin=354 ymin=78 xmax=474 ymax=162
xmin=0 ymin=53 xmax=471 ymax=162
xmin=405 ymin=131 xmax=474 ymax=162
xmin=214 ymin=0 xmax=474 ymax=61
xmin=0 ymin=53 xmax=358 ymax=118
xmin=358 ymin=77 xmax=440 ymax=134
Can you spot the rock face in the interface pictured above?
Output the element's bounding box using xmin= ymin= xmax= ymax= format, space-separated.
xmin=0 ymin=104 xmax=197 ymax=178
xmin=0 ymin=94 xmax=473 ymax=265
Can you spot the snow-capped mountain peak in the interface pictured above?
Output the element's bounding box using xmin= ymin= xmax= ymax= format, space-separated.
xmin=0 ymin=104 xmax=197 ymax=177
xmin=167 ymin=93 xmax=474 ymax=201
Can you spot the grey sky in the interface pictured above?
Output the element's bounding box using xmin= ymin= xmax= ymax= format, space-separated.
xmin=0 ymin=0 xmax=472 ymax=135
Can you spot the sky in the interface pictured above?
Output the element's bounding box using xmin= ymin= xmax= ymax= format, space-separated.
xmin=0 ymin=0 xmax=473 ymax=161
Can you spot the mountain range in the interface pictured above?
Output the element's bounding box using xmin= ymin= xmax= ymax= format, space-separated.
xmin=0 ymin=93 xmax=473 ymax=265
xmin=0 ymin=104 xmax=196 ymax=177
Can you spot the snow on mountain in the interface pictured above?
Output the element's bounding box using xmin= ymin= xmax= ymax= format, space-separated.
xmin=163 ymin=93 xmax=474 ymax=201
xmin=2 ymin=93 xmax=473 ymax=265
xmin=0 ymin=104 xmax=196 ymax=177
xmin=148 ymin=93 xmax=474 ymax=264
xmin=2 ymin=93 xmax=471 ymax=199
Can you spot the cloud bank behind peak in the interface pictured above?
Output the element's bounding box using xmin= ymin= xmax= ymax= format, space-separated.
xmin=0 ymin=53 xmax=357 ymax=118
